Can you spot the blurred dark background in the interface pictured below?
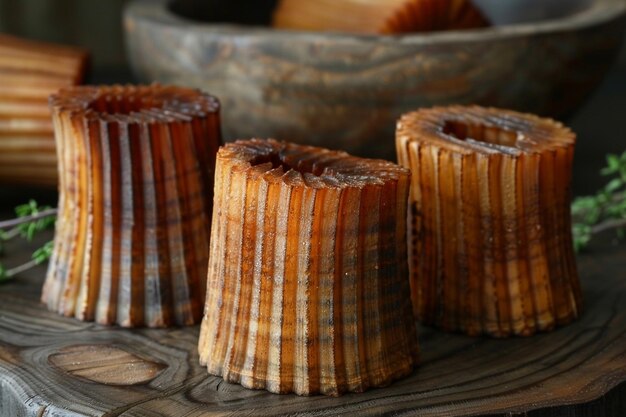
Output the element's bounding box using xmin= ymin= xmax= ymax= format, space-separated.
xmin=0 ymin=0 xmax=625 ymax=208
xmin=0 ymin=0 xmax=128 ymax=81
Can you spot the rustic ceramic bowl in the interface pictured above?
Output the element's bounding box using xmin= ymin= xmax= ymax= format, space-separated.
xmin=125 ymin=0 xmax=626 ymax=159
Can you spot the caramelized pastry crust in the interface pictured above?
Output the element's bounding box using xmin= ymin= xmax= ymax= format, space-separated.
xmin=396 ymin=106 xmax=582 ymax=337
xmin=199 ymin=139 xmax=419 ymax=396
xmin=273 ymin=0 xmax=488 ymax=34
xmin=0 ymin=34 xmax=88 ymax=186
xmin=42 ymin=85 xmax=221 ymax=327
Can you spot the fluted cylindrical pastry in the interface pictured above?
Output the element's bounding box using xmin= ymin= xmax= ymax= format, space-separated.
xmin=396 ymin=106 xmax=583 ymax=337
xmin=273 ymin=0 xmax=488 ymax=35
xmin=42 ymin=85 xmax=221 ymax=327
xmin=0 ymin=34 xmax=89 ymax=186
xmin=198 ymin=139 xmax=419 ymax=396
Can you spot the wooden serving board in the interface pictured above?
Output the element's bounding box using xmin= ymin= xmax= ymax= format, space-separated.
xmin=1 ymin=232 xmax=626 ymax=417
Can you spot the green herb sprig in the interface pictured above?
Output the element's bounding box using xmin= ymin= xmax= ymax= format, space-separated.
xmin=0 ymin=200 xmax=57 ymax=283
xmin=572 ymin=151 xmax=626 ymax=251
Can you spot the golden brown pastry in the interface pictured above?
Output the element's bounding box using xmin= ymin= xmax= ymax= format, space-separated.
xmin=199 ymin=139 xmax=419 ymax=396
xmin=42 ymin=84 xmax=221 ymax=327
xmin=273 ymin=0 xmax=489 ymax=34
xmin=0 ymin=34 xmax=88 ymax=186
xmin=396 ymin=106 xmax=582 ymax=337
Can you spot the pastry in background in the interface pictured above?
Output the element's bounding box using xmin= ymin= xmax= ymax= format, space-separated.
xmin=273 ymin=0 xmax=489 ymax=34
xmin=0 ymin=34 xmax=88 ymax=186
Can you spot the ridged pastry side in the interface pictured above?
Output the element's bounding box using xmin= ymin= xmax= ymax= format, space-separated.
xmin=273 ymin=0 xmax=488 ymax=34
xmin=42 ymin=84 xmax=221 ymax=327
xmin=199 ymin=139 xmax=419 ymax=396
xmin=396 ymin=106 xmax=582 ymax=337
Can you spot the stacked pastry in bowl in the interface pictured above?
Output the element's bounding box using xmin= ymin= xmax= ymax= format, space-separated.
xmin=273 ymin=0 xmax=489 ymax=34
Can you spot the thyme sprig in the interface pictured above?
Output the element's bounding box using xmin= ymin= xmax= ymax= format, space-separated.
xmin=0 ymin=200 xmax=56 ymax=283
xmin=572 ymin=151 xmax=626 ymax=251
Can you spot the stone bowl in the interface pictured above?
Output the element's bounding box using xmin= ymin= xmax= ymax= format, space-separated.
xmin=124 ymin=0 xmax=626 ymax=158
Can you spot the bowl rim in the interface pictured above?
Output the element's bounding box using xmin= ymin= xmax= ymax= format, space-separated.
xmin=126 ymin=0 xmax=626 ymax=45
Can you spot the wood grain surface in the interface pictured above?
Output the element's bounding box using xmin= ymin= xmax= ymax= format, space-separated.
xmin=48 ymin=345 xmax=167 ymax=386
xmin=1 ymin=230 xmax=626 ymax=416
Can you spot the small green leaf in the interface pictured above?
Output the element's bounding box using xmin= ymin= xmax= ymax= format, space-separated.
xmin=13 ymin=200 xmax=56 ymax=241
xmin=572 ymin=223 xmax=592 ymax=252
xmin=0 ymin=263 xmax=7 ymax=283
xmin=605 ymin=178 xmax=623 ymax=194
xmin=15 ymin=200 xmax=33 ymax=217
xmin=32 ymin=241 xmax=54 ymax=265
xmin=571 ymin=196 xmax=602 ymax=224
xmin=572 ymin=149 xmax=626 ymax=250
xmin=601 ymin=154 xmax=621 ymax=174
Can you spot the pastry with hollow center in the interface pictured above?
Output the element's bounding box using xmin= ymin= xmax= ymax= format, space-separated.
xmin=396 ymin=106 xmax=582 ymax=337
xmin=42 ymin=84 xmax=221 ymax=327
xmin=199 ymin=138 xmax=419 ymax=396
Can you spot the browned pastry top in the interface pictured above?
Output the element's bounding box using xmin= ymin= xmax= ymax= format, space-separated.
xmin=397 ymin=106 xmax=575 ymax=156
xmin=49 ymin=84 xmax=220 ymax=123
xmin=219 ymin=138 xmax=409 ymax=188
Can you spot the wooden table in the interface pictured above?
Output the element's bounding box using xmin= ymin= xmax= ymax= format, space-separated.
xmin=1 ymin=230 xmax=625 ymax=417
